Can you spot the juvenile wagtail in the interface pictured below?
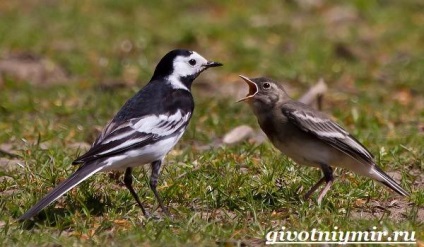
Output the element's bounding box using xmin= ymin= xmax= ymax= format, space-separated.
xmin=238 ymin=75 xmax=409 ymax=204
xmin=19 ymin=49 xmax=222 ymax=220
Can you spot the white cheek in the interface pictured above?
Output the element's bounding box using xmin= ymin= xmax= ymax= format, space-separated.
xmin=173 ymin=62 xmax=198 ymax=77
xmin=167 ymin=62 xmax=198 ymax=90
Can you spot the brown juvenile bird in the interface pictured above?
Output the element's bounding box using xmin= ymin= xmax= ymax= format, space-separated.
xmin=238 ymin=75 xmax=409 ymax=204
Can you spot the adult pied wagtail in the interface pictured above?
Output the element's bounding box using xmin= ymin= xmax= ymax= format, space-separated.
xmin=238 ymin=75 xmax=409 ymax=204
xmin=19 ymin=49 xmax=222 ymax=220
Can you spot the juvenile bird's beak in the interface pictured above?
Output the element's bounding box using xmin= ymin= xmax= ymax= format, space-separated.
xmin=238 ymin=75 xmax=258 ymax=102
xmin=204 ymin=61 xmax=223 ymax=68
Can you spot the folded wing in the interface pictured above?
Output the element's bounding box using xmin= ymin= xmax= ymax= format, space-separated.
xmin=73 ymin=110 xmax=191 ymax=165
xmin=282 ymin=101 xmax=374 ymax=165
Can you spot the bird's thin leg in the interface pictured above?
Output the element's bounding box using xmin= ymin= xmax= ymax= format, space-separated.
xmin=317 ymin=165 xmax=334 ymax=205
xmin=124 ymin=167 xmax=149 ymax=217
xmin=304 ymin=177 xmax=326 ymax=200
xmin=150 ymin=160 xmax=169 ymax=215
xmin=304 ymin=165 xmax=334 ymax=203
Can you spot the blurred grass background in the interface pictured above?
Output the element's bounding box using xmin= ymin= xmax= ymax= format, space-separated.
xmin=0 ymin=0 xmax=423 ymax=246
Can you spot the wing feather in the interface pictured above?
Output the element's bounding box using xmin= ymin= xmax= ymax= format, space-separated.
xmin=282 ymin=102 xmax=374 ymax=164
xmin=73 ymin=111 xmax=191 ymax=165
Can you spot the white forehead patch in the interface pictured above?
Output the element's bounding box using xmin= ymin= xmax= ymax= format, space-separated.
xmin=167 ymin=51 xmax=209 ymax=91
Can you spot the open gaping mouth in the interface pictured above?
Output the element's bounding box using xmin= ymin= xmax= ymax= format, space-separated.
xmin=238 ymin=75 xmax=258 ymax=102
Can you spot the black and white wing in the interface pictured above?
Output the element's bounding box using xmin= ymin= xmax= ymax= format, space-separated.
xmin=281 ymin=101 xmax=374 ymax=165
xmin=73 ymin=110 xmax=191 ymax=165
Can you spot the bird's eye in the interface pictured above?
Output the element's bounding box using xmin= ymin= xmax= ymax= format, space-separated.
xmin=263 ymin=82 xmax=271 ymax=89
xmin=189 ymin=59 xmax=197 ymax=66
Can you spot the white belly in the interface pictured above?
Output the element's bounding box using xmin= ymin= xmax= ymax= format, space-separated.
xmin=99 ymin=131 xmax=185 ymax=171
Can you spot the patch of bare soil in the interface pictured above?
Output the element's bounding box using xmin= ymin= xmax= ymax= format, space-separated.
xmin=0 ymin=142 xmax=23 ymax=172
xmin=0 ymin=157 xmax=23 ymax=172
xmin=351 ymin=199 xmax=423 ymax=222
xmin=350 ymin=169 xmax=423 ymax=223
xmin=0 ymin=52 xmax=69 ymax=85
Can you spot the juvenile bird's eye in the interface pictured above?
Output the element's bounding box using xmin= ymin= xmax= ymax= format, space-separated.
xmin=189 ymin=59 xmax=197 ymax=66
xmin=263 ymin=82 xmax=271 ymax=89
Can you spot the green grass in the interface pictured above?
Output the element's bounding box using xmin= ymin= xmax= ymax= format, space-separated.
xmin=0 ymin=0 xmax=423 ymax=246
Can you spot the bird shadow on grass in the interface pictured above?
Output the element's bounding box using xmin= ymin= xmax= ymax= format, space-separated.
xmin=19 ymin=193 xmax=111 ymax=230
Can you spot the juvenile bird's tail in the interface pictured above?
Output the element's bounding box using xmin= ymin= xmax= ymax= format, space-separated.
xmin=19 ymin=164 xmax=102 ymax=220
xmin=371 ymin=165 xmax=409 ymax=197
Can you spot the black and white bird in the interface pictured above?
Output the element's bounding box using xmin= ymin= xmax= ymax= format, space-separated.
xmin=238 ymin=75 xmax=409 ymax=204
xmin=19 ymin=49 xmax=222 ymax=220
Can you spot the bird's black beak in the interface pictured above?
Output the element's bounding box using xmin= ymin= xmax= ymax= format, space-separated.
xmin=204 ymin=61 xmax=223 ymax=68
xmin=238 ymin=75 xmax=258 ymax=102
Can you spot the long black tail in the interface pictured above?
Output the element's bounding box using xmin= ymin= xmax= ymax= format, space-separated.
xmin=19 ymin=164 xmax=102 ymax=220
xmin=372 ymin=165 xmax=409 ymax=197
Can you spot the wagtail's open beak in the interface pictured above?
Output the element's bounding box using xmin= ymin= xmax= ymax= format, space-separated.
xmin=204 ymin=61 xmax=223 ymax=68
xmin=237 ymin=75 xmax=258 ymax=102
